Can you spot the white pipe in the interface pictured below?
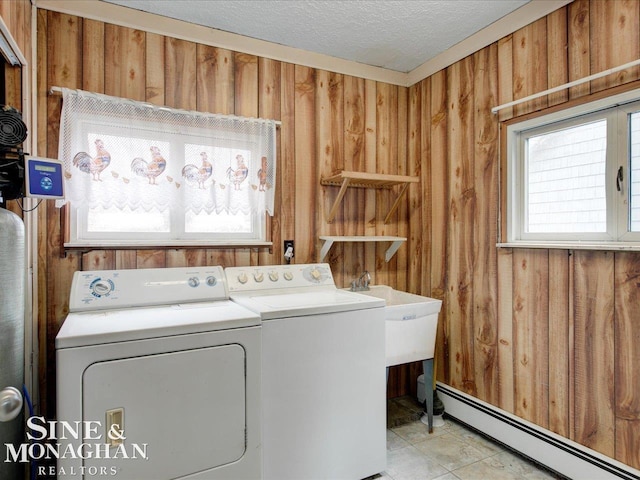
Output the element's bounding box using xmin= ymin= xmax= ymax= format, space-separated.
xmin=28 ymin=0 xmax=40 ymax=414
xmin=491 ymin=58 xmax=640 ymax=114
xmin=0 ymin=16 xmax=27 ymax=65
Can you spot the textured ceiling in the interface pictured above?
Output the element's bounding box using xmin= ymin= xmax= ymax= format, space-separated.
xmin=100 ymin=0 xmax=529 ymax=73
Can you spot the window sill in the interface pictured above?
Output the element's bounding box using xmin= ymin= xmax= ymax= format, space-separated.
xmin=64 ymin=240 xmax=273 ymax=250
xmin=497 ymin=242 xmax=640 ymax=251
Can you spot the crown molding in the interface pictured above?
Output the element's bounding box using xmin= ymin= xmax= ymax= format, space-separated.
xmin=36 ymin=0 xmax=572 ymax=88
xmin=407 ymin=0 xmax=573 ymax=85
xmin=35 ymin=0 xmax=408 ymax=86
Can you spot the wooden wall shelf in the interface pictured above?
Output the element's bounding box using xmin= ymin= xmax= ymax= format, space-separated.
xmin=319 ymin=235 xmax=407 ymax=262
xmin=320 ymin=171 xmax=419 ymax=223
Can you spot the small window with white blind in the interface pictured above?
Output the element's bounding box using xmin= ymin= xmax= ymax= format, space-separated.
xmin=56 ymin=88 xmax=277 ymax=247
xmin=506 ymin=88 xmax=640 ymax=247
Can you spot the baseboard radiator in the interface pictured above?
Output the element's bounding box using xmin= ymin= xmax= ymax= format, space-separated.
xmin=437 ymin=383 xmax=640 ymax=480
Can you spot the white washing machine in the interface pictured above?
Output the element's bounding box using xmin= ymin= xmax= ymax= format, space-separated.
xmin=55 ymin=266 xmax=261 ymax=480
xmin=225 ymin=263 xmax=386 ymax=480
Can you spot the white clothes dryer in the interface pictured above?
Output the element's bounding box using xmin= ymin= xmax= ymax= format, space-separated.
xmin=225 ymin=263 xmax=386 ymax=480
xmin=55 ymin=266 xmax=261 ymax=480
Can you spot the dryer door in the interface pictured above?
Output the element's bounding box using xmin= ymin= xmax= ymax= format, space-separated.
xmin=82 ymin=344 xmax=245 ymax=479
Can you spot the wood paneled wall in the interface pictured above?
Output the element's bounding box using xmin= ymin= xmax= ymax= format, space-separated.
xmin=30 ymin=0 xmax=640 ymax=472
xmin=408 ymin=0 xmax=640 ymax=469
xmin=0 ymin=2 xmax=28 ymax=49
xmin=35 ymin=10 xmax=410 ymax=417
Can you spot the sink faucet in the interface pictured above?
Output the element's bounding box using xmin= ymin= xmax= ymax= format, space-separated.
xmin=351 ymin=271 xmax=371 ymax=291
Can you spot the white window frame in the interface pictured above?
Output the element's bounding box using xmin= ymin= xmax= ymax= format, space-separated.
xmin=63 ymin=110 xmax=271 ymax=249
xmin=505 ymin=88 xmax=640 ymax=250
xmin=70 ymin=208 xmax=267 ymax=247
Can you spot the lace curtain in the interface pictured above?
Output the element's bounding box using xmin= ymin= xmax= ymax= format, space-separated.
xmin=56 ymin=88 xmax=277 ymax=216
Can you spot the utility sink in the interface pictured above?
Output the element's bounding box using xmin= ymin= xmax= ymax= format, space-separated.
xmin=353 ymin=285 xmax=443 ymax=432
xmin=354 ymin=285 xmax=442 ymax=367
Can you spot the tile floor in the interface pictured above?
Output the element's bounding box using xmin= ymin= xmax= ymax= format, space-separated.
xmin=381 ymin=397 xmax=566 ymax=480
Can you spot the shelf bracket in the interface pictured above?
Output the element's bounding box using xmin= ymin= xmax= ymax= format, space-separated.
xmin=385 ymin=239 xmax=404 ymax=262
xmin=326 ymin=177 xmax=351 ymax=223
xmin=384 ymin=182 xmax=411 ymax=224
xmin=319 ymin=238 xmax=335 ymax=261
xmin=321 ymin=171 xmax=418 ymax=224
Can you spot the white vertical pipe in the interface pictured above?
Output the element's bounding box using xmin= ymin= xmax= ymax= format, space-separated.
xmin=26 ymin=0 xmax=40 ymax=413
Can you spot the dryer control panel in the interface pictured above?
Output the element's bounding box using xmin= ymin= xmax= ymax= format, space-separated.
xmin=69 ymin=266 xmax=228 ymax=312
xmin=226 ymin=263 xmax=335 ymax=292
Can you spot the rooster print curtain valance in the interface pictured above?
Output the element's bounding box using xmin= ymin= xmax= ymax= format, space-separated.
xmin=56 ymin=88 xmax=277 ymax=216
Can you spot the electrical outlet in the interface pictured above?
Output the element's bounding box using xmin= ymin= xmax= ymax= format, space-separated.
xmin=284 ymin=240 xmax=294 ymax=262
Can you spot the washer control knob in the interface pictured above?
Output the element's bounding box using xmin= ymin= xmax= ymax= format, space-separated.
xmin=90 ymin=278 xmax=114 ymax=297
xmin=206 ymin=276 xmax=217 ymax=287
xmin=188 ymin=277 xmax=200 ymax=288
xmin=310 ymin=268 xmax=321 ymax=281
xmin=238 ymin=273 xmax=248 ymax=284
xmin=268 ymin=271 xmax=279 ymax=282
xmin=283 ymin=272 xmax=294 ymax=281
xmin=254 ymin=272 xmax=264 ymax=283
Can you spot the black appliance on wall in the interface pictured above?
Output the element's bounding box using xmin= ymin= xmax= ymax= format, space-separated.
xmin=0 ymin=106 xmax=28 ymax=207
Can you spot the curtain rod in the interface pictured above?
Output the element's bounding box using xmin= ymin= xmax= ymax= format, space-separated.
xmin=491 ymin=58 xmax=640 ymax=114
xmin=48 ymin=86 xmax=282 ymax=126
